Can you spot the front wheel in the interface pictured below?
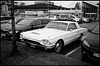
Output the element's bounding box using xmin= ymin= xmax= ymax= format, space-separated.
xmin=78 ymin=33 xmax=84 ymax=41
xmin=54 ymin=41 xmax=63 ymax=53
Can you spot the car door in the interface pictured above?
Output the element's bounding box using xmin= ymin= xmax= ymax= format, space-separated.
xmin=40 ymin=19 xmax=51 ymax=28
xmin=65 ymin=23 xmax=79 ymax=45
xmin=31 ymin=19 xmax=41 ymax=30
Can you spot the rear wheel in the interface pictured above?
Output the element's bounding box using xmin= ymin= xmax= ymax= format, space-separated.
xmin=82 ymin=51 xmax=88 ymax=61
xmin=54 ymin=41 xmax=63 ymax=53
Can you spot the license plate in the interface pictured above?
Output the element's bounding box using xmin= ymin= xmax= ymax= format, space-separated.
xmin=93 ymin=53 xmax=100 ymax=58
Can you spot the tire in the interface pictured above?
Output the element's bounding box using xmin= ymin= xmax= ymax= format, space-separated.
xmin=25 ymin=42 xmax=31 ymax=47
xmin=54 ymin=40 xmax=63 ymax=53
xmin=82 ymin=52 xmax=87 ymax=61
xmin=78 ymin=33 xmax=84 ymax=41
xmin=81 ymin=46 xmax=88 ymax=61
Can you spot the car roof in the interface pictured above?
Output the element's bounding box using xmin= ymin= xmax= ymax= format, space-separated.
xmin=50 ymin=21 xmax=76 ymax=24
xmin=24 ymin=17 xmax=52 ymax=20
xmin=59 ymin=14 xmax=71 ymax=15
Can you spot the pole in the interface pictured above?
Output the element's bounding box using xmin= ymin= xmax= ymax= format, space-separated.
xmin=48 ymin=0 xmax=50 ymax=18
xmin=11 ymin=0 xmax=17 ymax=52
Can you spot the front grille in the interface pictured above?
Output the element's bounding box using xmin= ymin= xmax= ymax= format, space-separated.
xmin=23 ymin=39 xmax=41 ymax=45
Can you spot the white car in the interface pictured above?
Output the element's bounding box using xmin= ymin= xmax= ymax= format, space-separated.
xmin=20 ymin=21 xmax=87 ymax=53
xmin=82 ymin=17 xmax=90 ymax=23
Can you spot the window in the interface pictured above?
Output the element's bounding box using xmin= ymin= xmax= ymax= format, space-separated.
xmin=17 ymin=18 xmax=34 ymax=26
xmin=70 ymin=15 xmax=75 ymax=18
xmin=46 ymin=22 xmax=67 ymax=31
xmin=68 ymin=23 xmax=77 ymax=31
xmin=32 ymin=19 xmax=41 ymax=26
xmin=41 ymin=19 xmax=51 ymax=25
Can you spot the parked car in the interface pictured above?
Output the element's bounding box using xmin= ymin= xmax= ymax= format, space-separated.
xmin=0 ymin=20 xmax=10 ymax=24
xmin=20 ymin=21 xmax=87 ymax=53
xmin=1 ymin=17 xmax=24 ymax=30
xmin=58 ymin=14 xmax=82 ymax=23
xmin=81 ymin=24 xmax=99 ymax=63
xmin=1 ymin=17 xmax=53 ymax=40
xmin=82 ymin=17 xmax=90 ymax=23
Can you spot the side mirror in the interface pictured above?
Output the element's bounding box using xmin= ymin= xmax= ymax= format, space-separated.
xmin=88 ymin=29 xmax=92 ymax=32
xmin=69 ymin=29 xmax=73 ymax=31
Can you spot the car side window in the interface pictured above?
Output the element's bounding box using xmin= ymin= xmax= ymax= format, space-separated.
xmin=32 ymin=19 xmax=41 ymax=26
xmin=70 ymin=15 xmax=75 ymax=18
xmin=41 ymin=19 xmax=51 ymax=25
xmin=67 ymin=23 xmax=77 ymax=31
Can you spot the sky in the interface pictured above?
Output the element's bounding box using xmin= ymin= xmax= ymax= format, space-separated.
xmin=15 ymin=1 xmax=99 ymax=8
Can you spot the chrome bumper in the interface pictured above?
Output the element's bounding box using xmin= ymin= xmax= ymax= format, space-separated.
xmin=21 ymin=38 xmax=55 ymax=50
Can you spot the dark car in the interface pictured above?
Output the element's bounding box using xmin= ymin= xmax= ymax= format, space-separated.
xmin=1 ymin=17 xmax=24 ymax=30
xmin=1 ymin=17 xmax=53 ymax=40
xmin=81 ymin=24 xmax=99 ymax=63
xmin=82 ymin=17 xmax=90 ymax=23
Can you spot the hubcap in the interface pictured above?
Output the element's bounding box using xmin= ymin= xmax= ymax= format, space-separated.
xmin=55 ymin=41 xmax=62 ymax=52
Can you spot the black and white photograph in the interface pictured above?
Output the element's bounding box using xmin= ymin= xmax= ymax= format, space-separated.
xmin=1 ymin=0 xmax=99 ymax=65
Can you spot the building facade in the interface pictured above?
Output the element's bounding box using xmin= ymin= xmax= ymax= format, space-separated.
xmin=1 ymin=0 xmax=19 ymax=17
xmin=97 ymin=3 xmax=99 ymax=21
xmin=82 ymin=1 xmax=98 ymax=21
xmin=15 ymin=1 xmax=69 ymax=17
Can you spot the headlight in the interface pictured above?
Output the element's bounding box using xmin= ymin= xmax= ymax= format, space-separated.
xmin=40 ymin=39 xmax=51 ymax=45
xmin=20 ymin=34 xmax=23 ymax=39
xmin=9 ymin=31 xmax=18 ymax=34
xmin=16 ymin=31 xmax=18 ymax=33
xmin=9 ymin=31 xmax=12 ymax=34
xmin=83 ymin=40 xmax=90 ymax=47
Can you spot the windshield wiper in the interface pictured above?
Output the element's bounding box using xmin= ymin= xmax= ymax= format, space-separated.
xmin=48 ymin=26 xmax=60 ymax=30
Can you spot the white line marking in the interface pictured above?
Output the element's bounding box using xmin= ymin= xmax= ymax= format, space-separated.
xmin=65 ymin=46 xmax=81 ymax=56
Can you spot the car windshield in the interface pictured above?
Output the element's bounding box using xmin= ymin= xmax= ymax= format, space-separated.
xmin=92 ymin=25 xmax=99 ymax=35
xmin=45 ymin=21 xmax=68 ymax=31
xmin=8 ymin=18 xmax=24 ymax=24
xmin=17 ymin=18 xmax=35 ymax=26
xmin=8 ymin=19 xmax=18 ymax=24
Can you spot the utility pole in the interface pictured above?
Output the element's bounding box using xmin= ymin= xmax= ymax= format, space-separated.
xmin=11 ymin=0 xmax=17 ymax=52
xmin=48 ymin=0 xmax=50 ymax=18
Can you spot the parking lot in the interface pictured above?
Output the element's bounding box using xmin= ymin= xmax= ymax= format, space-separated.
xmin=1 ymin=1 xmax=99 ymax=65
xmin=1 ymin=21 xmax=99 ymax=65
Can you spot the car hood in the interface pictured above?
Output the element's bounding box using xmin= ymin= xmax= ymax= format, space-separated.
xmin=21 ymin=28 xmax=66 ymax=40
xmin=2 ymin=24 xmax=27 ymax=31
xmin=85 ymin=33 xmax=99 ymax=51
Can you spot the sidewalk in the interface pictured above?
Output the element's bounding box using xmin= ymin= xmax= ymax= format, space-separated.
xmin=1 ymin=39 xmax=91 ymax=65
